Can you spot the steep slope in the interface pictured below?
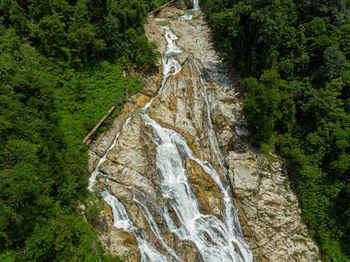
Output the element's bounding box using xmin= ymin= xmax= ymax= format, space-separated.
xmin=87 ymin=1 xmax=320 ymax=261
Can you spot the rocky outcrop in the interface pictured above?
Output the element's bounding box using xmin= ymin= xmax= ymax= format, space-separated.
xmin=87 ymin=2 xmax=320 ymax=261
xmin=88 ymin=55 xmax=236 ymax=261
xmin=227 ymin=152 xmax=319 ymax=261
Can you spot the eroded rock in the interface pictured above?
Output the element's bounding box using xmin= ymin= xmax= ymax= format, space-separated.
xmin=87 ymin=2 xmax=320 ymax=262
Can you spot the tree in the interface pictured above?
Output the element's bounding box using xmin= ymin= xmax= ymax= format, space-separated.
xmin=323 ymin=44 xmax=347 ymax=80
xmin=202 ymin=0 xmax=350 ymax=259
xmin=243 ymin=70 xmax=294 ymax=146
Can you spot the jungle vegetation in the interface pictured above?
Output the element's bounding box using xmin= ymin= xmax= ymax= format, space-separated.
xmin=202 ymin=0 xmax=350 ymax=260
xmin=0 ymin=0 xmax=166 ymax=260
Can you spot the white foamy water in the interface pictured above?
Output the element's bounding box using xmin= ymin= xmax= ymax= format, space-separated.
xmin=179 ymin=13 xmax=193 ymax=20
xmin=100 ymin=189 xmax=168 ymax=261
xmin=141 ymin=114 xmax=252 ymax=261
xmin=193 ymin=0 xmax=200 ymax=10
xmin=88 ymin=2 xmax=253 ymax=261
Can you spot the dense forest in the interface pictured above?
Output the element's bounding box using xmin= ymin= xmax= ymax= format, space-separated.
xmin=1 ymin=0 xmax=349 ymax=260
xmin=202 ymin=0 xmax=350 ymax=261
xmin=0 ymin=0 xmax=166 ymax=260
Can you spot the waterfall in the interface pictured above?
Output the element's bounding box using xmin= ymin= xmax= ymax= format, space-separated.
xmin=193 ymin=0 xmax=200 ymax=11
xmin=140 ymin=114 xmax=252 ymax=261
xmin=88 ymin=2 xmax=253 ymax=261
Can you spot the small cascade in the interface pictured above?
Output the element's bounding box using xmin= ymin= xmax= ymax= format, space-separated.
xmin=179 ymin=13 xmax=193 ymax=20
xmin=89 ymin=24 xmax=187 ymax=262
xmin=100 ymin=189 xmax=168 ymax=262
xmin=140 ymin=114 xmax=252 ymax=261
xmin=88 ymin=1 xmax=253 ymax=261
xmin=193 ymin=0 xmax=200 ymax=11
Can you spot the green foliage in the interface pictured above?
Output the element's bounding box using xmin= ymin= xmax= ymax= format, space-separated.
xmin=243 ymin=70 xmax=295 ymax=146
xmin=0 ymin=0 xmax=159 ymax=69
xmin=85 ymin=193 xmax=105 ymax=225
xmin=0 ymin=251 xmax=16 ymax=262
xmin=24 ymin=213 xmax=102 ymax=262
xmin=185 ymin=10 xmax=196 ymax=15
xmin=322 ymin=44 xmax=347 ymax=80
xmin=143 ymin=0 xmax=169 ymax=11
xmin=55 ymin=61 xmax=143 ymax=147
xmin=0 ymin=0 xmax=164 ymax=260
xmin=202 ymin=0 xmax=350 ymax=260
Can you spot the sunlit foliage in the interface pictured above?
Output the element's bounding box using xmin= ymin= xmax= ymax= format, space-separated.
xmin=202 ymin=0 xmax=350 ymax=260
xmin=0 ymin=0 xmax=163 ymax=260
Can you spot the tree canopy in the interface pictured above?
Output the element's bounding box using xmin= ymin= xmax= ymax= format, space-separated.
xmin=0 ymin=0 xmax=165 ymax=260
xmin=202 ymin=0 xmax=350 ymax=260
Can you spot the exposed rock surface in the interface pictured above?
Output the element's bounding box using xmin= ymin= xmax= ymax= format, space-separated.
xmin=87 ymin=2 xmax=320 ymax=261
xmin=227 ymin=152 xmax=320 ymax=261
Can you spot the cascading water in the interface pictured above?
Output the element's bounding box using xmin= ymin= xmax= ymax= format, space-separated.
xmin=140 ymin=114 xmax=252 ymax=261
xmin=88 ymin=2 xmax=253 ymax=261
xmin=179 ymin=13 xmax=193 ymax=20
xmin=193 ymin=0 xmax=200 ymax=11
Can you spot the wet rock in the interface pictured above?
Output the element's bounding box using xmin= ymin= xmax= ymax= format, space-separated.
xmin=97 ymin=204 xmax=139 ymax=261
xmin=173 ymin=0 xmax=193 ymax=10
xmin=107 ymin=115 xmax=148 ymax=175
xmin=227 ymin=152 xmax=319 ymax=261
xmin=100 ymin=160 xmax=158 ymax=202
xmin=88 ymin=3 xmax=320 ymax=262
xmin=167 ymin=8 xmax=320 ymax=261
xmin=87 ymin=150 xmax=100 ymax=173
xmin=186 ymin=159 xmax=222 ymax=218
xmin=156 ymin=7 xmax=184 ymax=19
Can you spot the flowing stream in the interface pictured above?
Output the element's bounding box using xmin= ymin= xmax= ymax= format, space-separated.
xmin=193 ymin=0 xmax=200 ymax=10
xmin=88 ymin=2 xmax=253 ymax=261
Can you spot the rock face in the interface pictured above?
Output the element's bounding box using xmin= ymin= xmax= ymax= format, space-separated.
xmin=87 ymin=2 xmax=320 ymax=262
xmin=227 ymin=152 xmax=320 ymax=261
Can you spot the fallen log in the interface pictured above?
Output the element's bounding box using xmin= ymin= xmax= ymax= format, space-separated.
xmin=83 ymin=105 xmax=117 ymax=144
xmin=83 ymin=88 xmax=129 ymax=145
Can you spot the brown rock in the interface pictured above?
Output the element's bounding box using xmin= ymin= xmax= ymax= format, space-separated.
xmin=186 ymin=159 xmax=222 ymax=218
xmin=87 ymin=3 xmax=320 ymax=261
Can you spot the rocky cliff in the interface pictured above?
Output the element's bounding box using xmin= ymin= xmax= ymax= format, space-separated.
xmin=87 ymin=1 xmax=320 ymax=261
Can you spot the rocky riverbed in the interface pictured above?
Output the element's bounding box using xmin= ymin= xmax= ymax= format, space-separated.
xmin=86 ymin=1 xmax=320 ymax=261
